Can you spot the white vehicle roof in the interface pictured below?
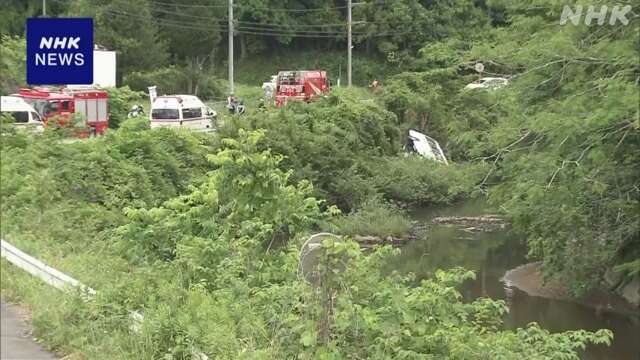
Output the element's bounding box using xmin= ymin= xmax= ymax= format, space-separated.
xmin=1 ymin=96 xmax=38 ymax=113
xmin=408 ymin=129 xmax=448 ymax=164
xmin=479 ymin=77 xmax=507 ymax=81
xmin=152 ymin=95 xmax=205 ymax=109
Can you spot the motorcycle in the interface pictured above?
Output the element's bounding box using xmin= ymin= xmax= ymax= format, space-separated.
xmin=127 ymin=104 xmax=145 ymax=118
xmin=227 ymin=98 xmax=246 ymax=115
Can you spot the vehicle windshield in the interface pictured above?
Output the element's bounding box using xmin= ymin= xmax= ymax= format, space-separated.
xmin=152 ymin=108 xmax=179 ymax=119
xmin=5 ymin=111 xmax=29 ymax=123
xmin=43 ymin=101 xmax=59 ymax=116
xmin=21 ymin=98 xmax=48 ymax=115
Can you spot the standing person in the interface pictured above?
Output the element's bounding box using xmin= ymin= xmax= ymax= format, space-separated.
xmin=370 ymin=79 xmax=381 ymax=92
xmin=227 ymin=94 xmax=237 ymax=114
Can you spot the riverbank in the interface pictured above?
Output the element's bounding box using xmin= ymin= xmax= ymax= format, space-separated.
xmin=502 ymin=262 xmax=638 ymax=316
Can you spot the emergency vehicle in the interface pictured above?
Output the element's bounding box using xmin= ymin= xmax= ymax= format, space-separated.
xmin=275 ymin=70 xmax=330 ymax=107
xmin=1 ymin=96 xmax=44 ymax=131
xmin=14 ymin=87 xmax=109 ymax=136
xmin=150 ymin=95 xmax=216 ymax=131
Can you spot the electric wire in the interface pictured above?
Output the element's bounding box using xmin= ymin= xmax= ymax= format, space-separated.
xmin=51 ymin=0 xmax=410 ymax=39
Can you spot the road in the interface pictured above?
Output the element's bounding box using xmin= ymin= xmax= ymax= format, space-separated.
xmin=1 ymin=300 xmax=57 ymax=360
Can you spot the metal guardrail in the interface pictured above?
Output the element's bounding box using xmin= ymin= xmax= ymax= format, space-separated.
xmin=0 ymin=238 xmax=208 ymax=359
xmin=1 ymin=239 xmax=96 ymax=296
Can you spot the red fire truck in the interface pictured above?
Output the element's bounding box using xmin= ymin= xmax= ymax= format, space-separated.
xmin=274 ymin=70 xmax=330 ymax=107
xmin=14 ymin=87 xmax=109 ymax=136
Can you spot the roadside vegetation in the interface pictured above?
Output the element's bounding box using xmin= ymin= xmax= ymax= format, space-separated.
xmin=1 ymin=118 xmax=613 ymax=359
xmin=1 ymin=0 xmax=638 ymax=358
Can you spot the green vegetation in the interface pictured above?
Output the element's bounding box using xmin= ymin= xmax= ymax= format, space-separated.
xmin=0 ymin=35 xmax=26 ymax=94
xmin=1 ymin=121 xmax=613 ymax=359
xmin=323 ymin=199 xmax=412 ymax=238
xmin=1 ymin=0 xmax=638 ymax=357
xmin=217 ymin=90 xmax=479 ymax=211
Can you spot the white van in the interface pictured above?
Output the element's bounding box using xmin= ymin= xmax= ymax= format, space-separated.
xmin=1 ymin=96 xmax=44 ymax=131
xmin=405 ymin=129 xmax=448 ymax=164
xmin=150 ymin=95 xmax=216 ymax=131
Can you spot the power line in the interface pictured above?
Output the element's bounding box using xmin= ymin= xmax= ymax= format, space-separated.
xmin=147 ymin=0 xmax=228 ymax=9
xmin=102 ymin=7 xmax=407 ymax=38
xmin=148 ymin=0 xmax=347 ymax=13
xmin=150 ymin=7 xmax=227 ymax=20
xmin=102 ymin=9 xmax=227 ymax=30
xmin=104 ymin=9 xmax=349 ymax=35
xmin=235 ymin=24 xmax=347 ymax=35
xmin=149 ymin=7 xmax=349 ymax=29
xmin=53 ymin=0 xmax=405 ymax=33
xmin=235 ymin=20 xmax=347 ymax=28
xmin=236 ymin=5 xmax=348 ymax=13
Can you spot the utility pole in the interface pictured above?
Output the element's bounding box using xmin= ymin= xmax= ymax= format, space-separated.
xmin=42 ymin=0 xmax=46 ymax=16
xmin=228 ymin=0 xmax=234 ymax=95
xmin=347 ymin=1 xmax=364 ymax=87
xmin=347 ymin=0 xmax=352 ymax=87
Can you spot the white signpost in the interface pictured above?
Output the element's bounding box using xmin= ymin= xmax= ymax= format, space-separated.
xmin=148 ymin=86 xmax=157 ymax=103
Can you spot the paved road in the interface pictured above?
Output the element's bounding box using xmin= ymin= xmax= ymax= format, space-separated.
xmin=1 ymin=301 xmax=57 ymax=360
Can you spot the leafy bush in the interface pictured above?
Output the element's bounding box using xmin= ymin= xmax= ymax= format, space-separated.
xmin=367 ymin=156 xmax=485 ymax=205
xmin=118 ymin=130 xmax=325 ymax=274
xmin=218 ymin=91 xmax=401 ymax=210
xmin=323 ymin=198 xmax=412 ymax=238
xmin=1 ymin=124 xmax=614 ymax=359
xmin=124 ymin=65 xmax=224 ymax=100
xmin=104 ymin=86 xmax=144 ymax=129
xmin=0 ymin=35 xmax=25 ymax=94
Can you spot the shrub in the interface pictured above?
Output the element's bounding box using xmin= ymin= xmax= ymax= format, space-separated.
xmin=324 ymin=198 xmax=412 ymax=238
xmin=367 ymin=156 xmax=485 ymax=205
xmin=104 ymin=86 xmax=145 ymax=129
xmin=124 ymin=66 xmax=224 ymax=100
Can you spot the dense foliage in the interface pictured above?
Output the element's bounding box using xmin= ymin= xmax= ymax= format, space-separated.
xmin=378 ymin=1 xmax=639 ymax=293
xmin=1 ymin=0 xmax=496 ymax=88
xmin=1 ymin=123 xmax=612 ymax=359
xmin=470 ymin=1 xmax=640 ymax=293
xmin=219 ymin=91 xmax=480 ymax=210
xmin=1 ymin=0 xmax=638 ymax=357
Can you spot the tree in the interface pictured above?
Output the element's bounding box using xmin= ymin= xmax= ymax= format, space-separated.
xmin=65 ymin=0 xmax=168 ymax=80
xmin=0 ymin=35 xmax=25 ymax=94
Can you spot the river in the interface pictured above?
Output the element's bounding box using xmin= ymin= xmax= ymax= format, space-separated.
xmin=386 ymin=199 xmax=640 ymax=360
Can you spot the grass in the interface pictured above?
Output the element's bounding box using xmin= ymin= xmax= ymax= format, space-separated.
xmin=324 ymin=199 xmax=413 ymax=238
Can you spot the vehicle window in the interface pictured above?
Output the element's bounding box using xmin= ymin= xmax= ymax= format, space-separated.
xmin=23 ymin=99 xmax=47 ymax=115
xmin=98 ymin=99 xmax=107 ymax=121
xmin=182 ymin=107 xmax=202 ymax=119
xmin=44 ymin=101 xmax=59 ymax=115
xmin=31 ymin=112 xmax=42 ymax=122
xmin=61 ymin=101 xmax=70 ymax=111
xmin=152 ymin=108 xmax=179 ymax=119
xmin=75 ymin=99 xmax=87 ymax=117
xmin=8 ymin=111 xmax=29 ymax=123
xmin=87 ymin=99 xmax=97 ymax=121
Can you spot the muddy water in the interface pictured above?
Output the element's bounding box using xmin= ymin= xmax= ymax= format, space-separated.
xmin=388 ymin=199 xmax=640 ymax=360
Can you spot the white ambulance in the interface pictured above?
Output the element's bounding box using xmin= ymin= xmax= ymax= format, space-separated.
xmin=1 ymin=96 xmax=44 ymax=131
xmin=150 ymin=95 xmax=216 ymax=131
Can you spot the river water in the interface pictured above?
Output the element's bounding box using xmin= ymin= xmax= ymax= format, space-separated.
xmin=387 ymin=199 xmax=640 ymax=360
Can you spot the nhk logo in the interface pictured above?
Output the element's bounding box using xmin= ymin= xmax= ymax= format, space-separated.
xmin=27 ymin=18 xmax=93 ymax=85
xmin=36 ymin=37 xmax=85 ymax=66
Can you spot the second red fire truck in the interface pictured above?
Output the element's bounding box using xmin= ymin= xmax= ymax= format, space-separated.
xmin=274 ymin=70 xmax=330 ymax=107
xmin=14 ymin=87 xmax=109 ymax=136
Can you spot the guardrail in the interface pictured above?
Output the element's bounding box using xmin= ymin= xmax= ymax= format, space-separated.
xmin=0 ymin=238 xmax=208 ymax=359
xmin=1 ymin=239 xmax=96 ymax=296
